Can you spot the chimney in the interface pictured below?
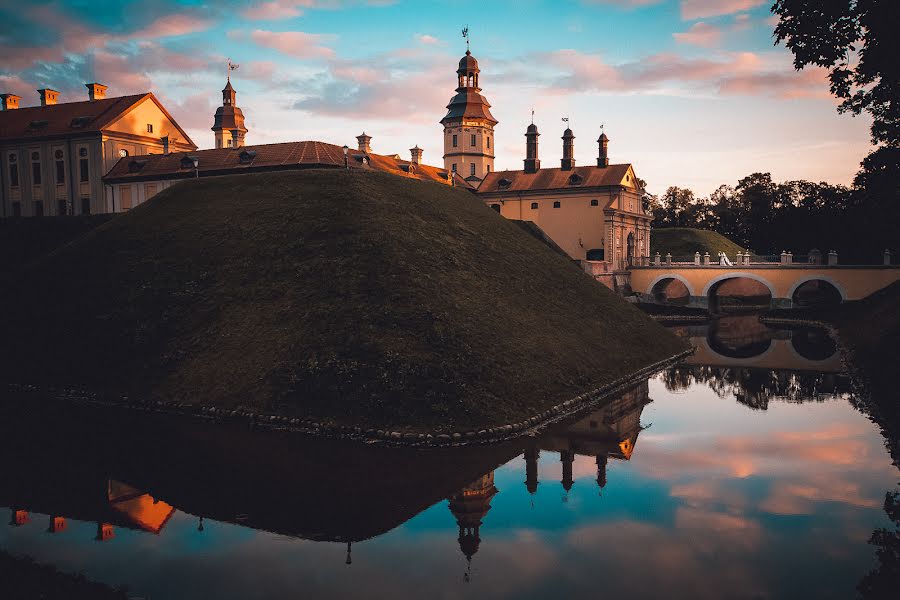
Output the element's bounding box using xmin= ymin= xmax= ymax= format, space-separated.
xmin=0 ymin=94 xmax=21 ymax=111
xmin=597 ymin=132 xmax=609 ymax=168
xmin=356 ymin=131 xmax=372 ymax=154
xmin=410 ymin=145 xmax=423 ymax=164
xmin=161 ymin=135 xmax=170 ymax=155
xmin=524 ymin=123 xmax=540 ymax=174
xmin=561 ymin=127 xmax=575 ymax=171
xmin=85 ymin=83 xmax=107 ymax=101
xmin=38 ymin=88 xmax=59 ymax=106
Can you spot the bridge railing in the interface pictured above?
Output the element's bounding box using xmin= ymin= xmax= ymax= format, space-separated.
xmin=628 ymin=250 xmax=882 ymax=268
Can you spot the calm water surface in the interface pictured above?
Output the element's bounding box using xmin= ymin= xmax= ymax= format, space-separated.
xmin=1 ymin=316 xmax=897 ymax=599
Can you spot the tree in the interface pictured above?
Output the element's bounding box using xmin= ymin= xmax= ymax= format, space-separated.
xmin=772 ymin=0 xmax=900 ymax=147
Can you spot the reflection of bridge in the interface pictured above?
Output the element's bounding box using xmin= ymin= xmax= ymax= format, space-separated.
xmin=669 ymin=318 xmax=843 ymax=372
xmin=629 ymin=261 xmax=900 ymax=308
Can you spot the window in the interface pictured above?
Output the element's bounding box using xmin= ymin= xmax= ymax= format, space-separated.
xmin=590 ymin=199 xmax=599 ymax=206
xmin=8 ymin=154 xmax=18 ymax=188
xmin=470 ymin=163 xmax=475 ymax=176
xmin=118 ymin=149 xmax=129 ymax=158
xmin=55 ymin=151 xmax=65 ymax=184
xmin=470 ymin=134 xmax=476 ymax=146
xmin=120 ymin=186 xmax=132 ymax=210
xmin=33 ymin=201 xmax=43 ymax=217
xmin=31 ymin=155 xmax=41 ymax=186
xmin=553 ymin=201 xmax=561 ymax=208
xmin=490 ymin=204 xmax=501 ymax=212
xmin=80 ymin=158 xmax=89 ymax=182
xmin=81 ymin=197 xmax=91 ymax=215
xmin=451 ymin=163 xmax=457 ymax=173
xmin=57 ymin=199 xmax=67 ymax=216
xmin=12 ymin=202 xmax=21 ymax=217
xmin=146 ymin=124 xmax=154 ymax=133
xmin=452 ymin=135 xmax=457 ymax=148
xmin=486 ymin=164 xmax=491 ymax=173
xmin=227 ymin=138 xmax=233 ymax=148
xmin=487 ymin=136 xmax=491 ymax=149
xmin=530 ymin=202 xmax=538 ymax=210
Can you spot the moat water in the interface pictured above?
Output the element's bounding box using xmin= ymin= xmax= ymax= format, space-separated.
xmin=1 ymin=316 xmax=897 ymax=599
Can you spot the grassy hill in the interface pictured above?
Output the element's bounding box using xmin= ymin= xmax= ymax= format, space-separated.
xmin=651 ymin=227 xmax=745 ymax=257
xmin=0 ymin=169 xmax=687 ymax=433
xmin=0 ymin=215 xmax=112 ymax=277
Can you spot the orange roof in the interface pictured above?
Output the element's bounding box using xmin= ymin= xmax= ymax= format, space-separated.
xmin=477 ymin=163 xmax=634 ymax=194
xmin=0 ymin=93 xmax=195 ymax=148
xmin=104 ymin=140 xmax=453 ymax=186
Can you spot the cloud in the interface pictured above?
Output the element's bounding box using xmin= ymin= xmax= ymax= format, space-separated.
xmin=681 ymin=0 xmax=766 ymax=20
xmin=673 ymin=22 xmax=723 ymax=47
xmin=127 ymin=14 xmax=215 ymax=39
xmin=414 ymin=34 xmax=442 ymax=45
xmin=247 ymin=29 xmax=336 ymax=59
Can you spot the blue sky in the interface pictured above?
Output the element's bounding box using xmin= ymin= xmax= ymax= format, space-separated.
xmin=0 ymin=0 xmax=874 ymax=193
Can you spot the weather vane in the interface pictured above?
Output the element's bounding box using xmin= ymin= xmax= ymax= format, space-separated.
xmin=461 ymin=25 xmax=469 ymax=51
xmin=226 ymin=58 xmax=240 ymax=80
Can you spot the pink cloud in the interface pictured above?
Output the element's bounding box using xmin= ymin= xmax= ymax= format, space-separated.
xmin=242 ymin=1 xmax=314 ymax=20
xmin=584 ymin=0 xmax=665 ymax=7
xmin=681 ymin=0 xmax=766 ymax=20
xmin=673 ymin=22 xmax=723 ymax=47
xmin=248 ymin=29 xmax=336 ymax=59
xmin=127 ymin=14 xmax=214 ymax=39
xmin=414 ymin=33 xmax=442 ymax=45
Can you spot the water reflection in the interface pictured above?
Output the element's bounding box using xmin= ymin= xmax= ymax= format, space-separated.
xmin=0 ymin=318 xmax=896 ymax=599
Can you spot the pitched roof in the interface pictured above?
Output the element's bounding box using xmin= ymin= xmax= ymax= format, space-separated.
xmin=0 ymin=93 xmax=197 ymax=148
xmin=477 ymin=164 xmax=635 ymax=194
xmin=104 ymin=140 xmax=454 ymax=186
xmin=0 ymin=94 xmax=147 ymax=141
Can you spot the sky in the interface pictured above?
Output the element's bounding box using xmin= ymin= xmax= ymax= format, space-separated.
xmin=0 ymin=0 xmax=874 ymax=195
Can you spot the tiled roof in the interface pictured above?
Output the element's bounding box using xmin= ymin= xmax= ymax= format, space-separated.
xmin=0 ymin=94 xmax=148 ymax=141
xmin=477 ymin=164 xmax=634 ymax=194
xmin=104 ymin=140 xmax=454 ymax=186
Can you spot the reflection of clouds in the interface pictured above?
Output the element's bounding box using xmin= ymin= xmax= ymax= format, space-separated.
xmin=760 ymin=475 xmax=881 ymax=516
xmin=564 ymin=518 xmax=766 ymax=599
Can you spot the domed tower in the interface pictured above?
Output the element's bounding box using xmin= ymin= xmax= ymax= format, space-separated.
xmin=440 ymin=49 xmax=498 ymax=182
xmin=448 ymin=472 xmax=498 ymax=581
xmin=212 ymin=78 xmax=248 ymax=149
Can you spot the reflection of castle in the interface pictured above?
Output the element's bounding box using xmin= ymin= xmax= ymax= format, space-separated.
xmin=448 ymin=472 xmax=498 ymax=581
xmin=534 ymin=380 xmax=650 ymax=494
xmin=447 ymin=382 xmax=650 ymax=577
xmin=6 ymin=479 xmax=175 ymax=542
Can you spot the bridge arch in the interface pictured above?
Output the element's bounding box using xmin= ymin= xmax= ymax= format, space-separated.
xmin=646 ymin=273 xmax=697 ymax=297
xmin=786 ymin=276 xmax=847 ymax=305
xmin=701 ymin=272 xmax=778 ymax=299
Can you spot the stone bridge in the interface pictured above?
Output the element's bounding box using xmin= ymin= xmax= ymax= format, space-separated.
xmin=627 ymin=253 xmax=900 ymax=309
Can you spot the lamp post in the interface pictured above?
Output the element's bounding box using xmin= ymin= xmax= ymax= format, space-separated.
xmin=192 ymin=157 xmax=199 ymax=178
xmin=342 ymin=145 xmax=349 ymax=169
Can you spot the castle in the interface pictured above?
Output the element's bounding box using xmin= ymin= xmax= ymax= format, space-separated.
xmin=1 ymin=46 xmax=651 ymax=273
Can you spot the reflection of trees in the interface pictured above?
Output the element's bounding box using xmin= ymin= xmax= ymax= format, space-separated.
xmin=661 ymin=366 xmax=852 ymax=410
xmin=858 ymin=490 xmax=900 ymax=599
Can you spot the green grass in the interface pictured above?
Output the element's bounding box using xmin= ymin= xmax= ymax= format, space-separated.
xmin=651 ymin=227 xmax=745 ymax=258
xmin=0 ymin=169 xmax=688 ymax=433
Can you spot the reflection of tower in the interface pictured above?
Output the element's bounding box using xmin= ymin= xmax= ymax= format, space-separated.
xmin=448 ymin=472 xmax=498 ymax=582
xmin=524 ymin=447 xmax=540 ymax=497
xmin=47 ymin=515 xmax=67 ymax=533
xmin=596 ymin=455 xmax=608 ymax=492
xmin=345 ymin=541 xmax=353 ymax=565
xmin=560 ymin=450 xmax=575 ymax=497
xmin=9 ymin=509 xmax=28 ymax=526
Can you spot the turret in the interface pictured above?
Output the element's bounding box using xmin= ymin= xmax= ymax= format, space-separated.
xmin=561 ymin=128 xmax=575 ymax=171
xmin=357 ymin=132 xmax=372 ymax=154
xmin=560 ymin=450 xmax=574 ymax=493
xmin=597 ymin=132 xmax=609 ymax=168
xmin=524 ymin=446 xmax=539 ymax=494
xmin=212 ymin=77 xmax=248 ymax=148
xmin=524 ymin=123 xmax=540 ymax=174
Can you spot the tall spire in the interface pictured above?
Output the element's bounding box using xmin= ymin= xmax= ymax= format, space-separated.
xmin=212 ymin=75 xmax=248 ymax=149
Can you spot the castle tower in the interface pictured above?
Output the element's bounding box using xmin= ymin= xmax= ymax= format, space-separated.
xmin=561 ymin=127 xmax=575 ymax=171
xmin=212 ymin=78 xmax=248 ymax=148
xmin=440 ymin=49 xmax=498 ymax=182
xmin=524 ymin=123 xmax=540 ymax=174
